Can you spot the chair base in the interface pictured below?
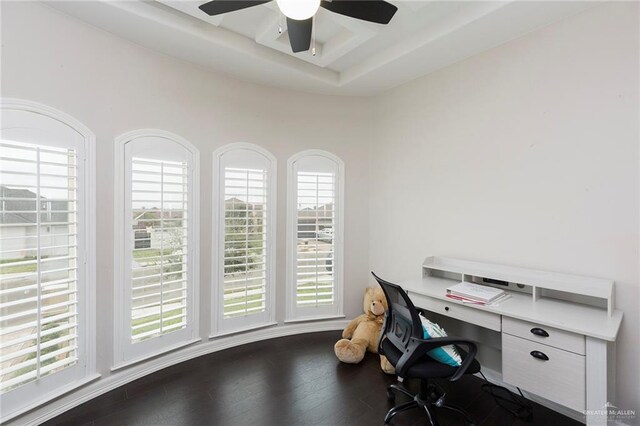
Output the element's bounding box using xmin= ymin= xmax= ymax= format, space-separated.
xmin=384 ymin=380 xmax=476 ymax=426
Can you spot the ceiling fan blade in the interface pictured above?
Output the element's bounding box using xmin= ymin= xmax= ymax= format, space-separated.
xmin=199 ymin=0 xmax=271 ymax=16
xmin=320 ymin=0 xmax=397 ymax=24
xmin=286 ymin=17 xmax=313 ymax=53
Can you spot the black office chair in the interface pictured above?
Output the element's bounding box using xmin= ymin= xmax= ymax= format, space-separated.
xmin=372 ymin=272 xmax=481 ymax=426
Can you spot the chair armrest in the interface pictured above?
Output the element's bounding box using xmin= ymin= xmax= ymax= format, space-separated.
xmin=395 ymin=336 xmax=478 ymax=381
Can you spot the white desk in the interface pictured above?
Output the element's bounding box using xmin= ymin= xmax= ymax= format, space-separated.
xmin=401 ymin=257 xmax=623 ymax=426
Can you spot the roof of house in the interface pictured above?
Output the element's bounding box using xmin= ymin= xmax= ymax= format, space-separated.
xmin=1 ymin=186 xmax=38 ymax=224
xmin=0 ymin=185 xmax=68 ymax=224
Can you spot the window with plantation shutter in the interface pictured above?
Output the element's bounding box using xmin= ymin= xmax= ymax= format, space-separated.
xmin=295 ymin=172 xmax=336 ymax=307
xmin=212 ymin=144 xmax=276 ymax=336
xmin=0 ymin=141 xmax=79 ymax=392
xmin=222 ymin=168 xmax=267 ymax=318
xmin=114 ymin=130 xmax=199 ymax=367
xmin=0 ymin=100 xmax=96 ymax=423
xmin=286 ymin=150 xmax=344 ymax=322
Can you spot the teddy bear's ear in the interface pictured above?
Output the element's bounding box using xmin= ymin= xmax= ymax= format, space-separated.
xmin=364 ymin=287 xmax=374 ymax=296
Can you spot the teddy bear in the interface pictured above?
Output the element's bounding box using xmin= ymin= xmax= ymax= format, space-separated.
xmin=334 ymin=286 xmax=395 ymax=374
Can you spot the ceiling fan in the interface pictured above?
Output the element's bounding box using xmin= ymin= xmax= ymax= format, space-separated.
xmin=199 ymin=0 xmax=398 ymax=53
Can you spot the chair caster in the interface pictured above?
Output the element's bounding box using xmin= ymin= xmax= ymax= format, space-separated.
xmin=387 ymin=389 xmax=395 ymax=401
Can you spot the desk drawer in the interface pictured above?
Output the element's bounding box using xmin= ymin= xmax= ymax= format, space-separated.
xmin=409 ymin=292 xmax=501 ymax=332
xmin=503 ymin=317 xmax=585 ymax=355
xmin=502 ymin=334 xmax=585 ymax=411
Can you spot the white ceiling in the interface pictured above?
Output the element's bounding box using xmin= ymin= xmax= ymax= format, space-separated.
xmin=46 ymin=1 xmax=599 ymax=96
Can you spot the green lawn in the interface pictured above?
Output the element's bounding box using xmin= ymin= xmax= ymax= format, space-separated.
xmin=132 ymin=308 xmax=185 ymax=337
xmin=130 ymin=248 xmax=187 ymax=338
xmin=0 ymin=257 xmax=37 ymax=274
xmin=0 ymin=250 xmax=185 ymax=282
xmin=222 ymin=282 xmax=333 ymax=316
xmin=223 ymin=286 xmax=264 ymax=316
xmin=0 ymin=263 xmax=37 ymax=274
xmin=132 ymin=248 xmax=178 ymax=260
xmin=10 ymin=322 xmax=73 ymax=389
xmin=297 ymin=284 xmax=333 ymax=302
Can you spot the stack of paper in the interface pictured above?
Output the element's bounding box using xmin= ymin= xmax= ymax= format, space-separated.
xmin=446 ymin=281 xmax=509 ymax=305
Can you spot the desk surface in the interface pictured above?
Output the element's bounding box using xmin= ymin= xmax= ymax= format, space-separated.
xmin=402 ymin=276 xmax=623 ymax=341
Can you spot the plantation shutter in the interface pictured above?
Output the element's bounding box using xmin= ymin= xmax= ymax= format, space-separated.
xmin=295 ymin=172 xmax=335 ymax=306
xmin=286 ymin=150 xmax=343 ymax=321
xmin=222 ymin=168 xmax=267 ymax=318
xmin=0 ymin=140 xmax=79 ymax=393
xmin=115 ymin=131 xmax=198 ymax=366
xmin=130 ymin=158 xmax=188 ymax=342
xmin=213 ymin=144 xmax=275 ymax=336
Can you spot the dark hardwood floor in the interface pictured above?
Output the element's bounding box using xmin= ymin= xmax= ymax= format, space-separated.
xmin=45 ymin=331 xmax=581 ymax=426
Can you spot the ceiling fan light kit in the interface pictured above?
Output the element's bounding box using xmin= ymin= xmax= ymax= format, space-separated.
xmin=199 ymin=0 xmax=398 ymax=54
xmin=276 ymin=0 xmax=320 ymax=20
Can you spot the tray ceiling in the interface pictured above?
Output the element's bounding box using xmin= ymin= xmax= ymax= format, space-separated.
xmin=45 ymin=1 xmax=599 ymax=95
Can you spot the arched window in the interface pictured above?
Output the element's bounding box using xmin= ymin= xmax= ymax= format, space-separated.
xmin=212 ymin=144 xmax=277 ymax=336
xmin=286 ymin=150 xmax=344 ymax=322
xmin=113 ymin=130 xmax=199 ymax=367
xmin=0 ymin=99 xmax=96 ymax=421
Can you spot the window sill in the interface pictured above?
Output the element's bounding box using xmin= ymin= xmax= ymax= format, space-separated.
xmin=209 ymin=322 xmax=278 ymax=339
xmin=1 ymin=373 xmax=102 ymax=424
xmin=284 ymin=314 xmax=345 ymax=324
xmin=111 ymin=338 xmax=202 ymax=372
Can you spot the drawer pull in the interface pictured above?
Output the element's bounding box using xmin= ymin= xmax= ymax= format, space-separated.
xmin=530 ymin=350 xmax=549 ymax=361
xmin=444 ymin=306 xmax=450 ymax=311
xmin=530 ymin=327 xmax=549 ymax=337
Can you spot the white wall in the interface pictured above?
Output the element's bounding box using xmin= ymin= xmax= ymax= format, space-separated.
xmin=370 ymin=2 xmax=639 ymax=417
xmin=2 ymin=0 xmax=639 ymax=423
xmin=1 ymin=2 xmax=372 ymax=422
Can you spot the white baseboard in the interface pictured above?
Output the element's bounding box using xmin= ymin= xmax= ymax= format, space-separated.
xmin=10 ymin=320 xmax=348 ymax=426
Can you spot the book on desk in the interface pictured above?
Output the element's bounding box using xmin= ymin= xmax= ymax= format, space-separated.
xmin=446 ymin=281 xmax=510 ymax=305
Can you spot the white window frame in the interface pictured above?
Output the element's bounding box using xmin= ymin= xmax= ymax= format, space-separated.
xmin=0 ymin=98 xmax=97 ymax=423
xmin=285 ymin=150 xmax=344 ymax=322
xmin=211 ymin=143 xmax=277 ymax=337
xmin=113 ymin=130 xmax=200 ymax=369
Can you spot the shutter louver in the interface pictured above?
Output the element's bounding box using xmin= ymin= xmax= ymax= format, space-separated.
xmin=0 ymin=141 xmax=78 ymax=393
xmin=295 ymin=172 xmax=335 ymax=306
xmin=222 ymin=168 xmax=267 ymax=318
xmin=130 ymin=158 xmax=188 ymax=342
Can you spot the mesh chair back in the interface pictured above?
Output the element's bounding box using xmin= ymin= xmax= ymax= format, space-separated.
xmin=372 ymin=272 xmax=424 ymax=353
